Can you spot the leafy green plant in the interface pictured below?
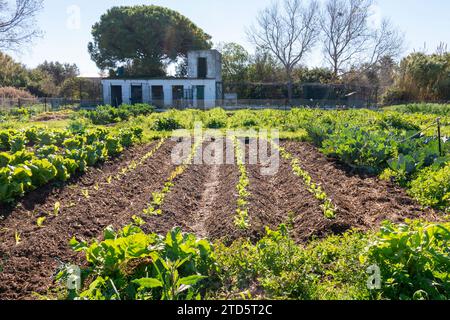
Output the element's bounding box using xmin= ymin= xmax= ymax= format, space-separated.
xmin=0 ymin=166 xmax=32 ymax=203
xmin=0 ymin=126 xmax=140 ymax=204
xmin=233 ymin=137 xmax=251 ymax=229
xmin=80 ymin=104 xmax=154 ymax=125
xmin=62 ymin=226 xmax=215 ymax=300
xmin=152 ymin=117 xmax=183 ymax=131
xmin=118 ymin=129 xmax=135 ymax=148
xmin=203 ymin=108 xmax=228 ymax=129
xmin=365 ymin=220 xmax=450 ymax=300
xmin=214 ymin=225 xmax=371 ymax=300
xmin=105 ymin=135 xmax=123 ymax=157
xmin=409 ymin=166 xmax=450 ymax=211
xmin=36 ymin=145 xmax=59 ymax=158
xmin=27 ymin=159 xmax=58 ymax=187
xmin=322 ymin=128 xmax=397 ymax=173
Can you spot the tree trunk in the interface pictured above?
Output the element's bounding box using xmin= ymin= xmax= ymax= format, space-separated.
xmin=286 ymin=69 xmax=293 ymax=106
xmin=333 ymin=57 xmax=339 ymax=80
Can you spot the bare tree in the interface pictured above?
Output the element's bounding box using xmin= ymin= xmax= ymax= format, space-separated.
xmin=248 ymin=0 xmax=320 ymax=103
xmin=0 ymin=0 xmax=43 ymax=51
xmin=435 ymin=42 xmax=448 ymax=55
xmin=321 ymin=0 xmax=403 ymax=78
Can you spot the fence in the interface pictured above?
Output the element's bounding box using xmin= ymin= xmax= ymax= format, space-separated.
xmin=215 ymin=98 xmax=377 ymax=110
xmin=0 ymin=97 xmax=103 ymax=114
xmin=222 ymin=82 xmax=382 ymax=109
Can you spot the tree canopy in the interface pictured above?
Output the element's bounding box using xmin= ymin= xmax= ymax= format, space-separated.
xmin=217 ymin=42 xmax=250 ymax=84
xmin=88 ymin=5 xmax=212 ymax=77
xmin=36 ymin=61 xmax=79 ymax=86
xmin=0 ymin=51 xmax=82 ymax=97
xmin=0 ymin=51 xmax=28 ymax=87
xmin=383 ymin=52 xmax=450 ymax=103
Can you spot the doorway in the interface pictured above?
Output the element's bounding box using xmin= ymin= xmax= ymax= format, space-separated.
xmin=172 ymin=86 xmax=184 ymax=109
xmin=196 ymin=85 xmax=205 ymax=109
xmin=111 ymin=85 xmax=123 ymax=107
xmin=131 ymin=85 xmax=143 ymax=104
xmin=151 ymin=86 xmax=164 ymax=107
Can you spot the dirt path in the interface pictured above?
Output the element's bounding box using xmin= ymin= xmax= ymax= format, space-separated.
xmin=191 ymin=164 xmax=221 ymax=238
xmin=281 ymin=141 xmax=440 ymax=232
xmin=0 ymin=140 xmax=177 ymax=300
xmin=142 ymin=140 xmax=242 ymax=243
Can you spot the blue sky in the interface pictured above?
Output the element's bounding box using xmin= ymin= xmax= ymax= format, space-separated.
xmin=9 ymin=0 xmax=450 ymax=76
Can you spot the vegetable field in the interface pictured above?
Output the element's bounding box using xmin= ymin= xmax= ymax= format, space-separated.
xmin=0 ymin=104 xmax=449 ymax=300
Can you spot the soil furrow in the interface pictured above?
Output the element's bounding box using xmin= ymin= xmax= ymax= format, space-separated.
xmin=191 ymin=164 xmax=221 ymax=238
xmin=281 ymin=141 xmax=440 ymax=231
xmin=142 ymin=140 xmax=241 ymax=242
xmin=245 ymin=143 xmax=333 ymax=243
xmin=0 ymin=140 xmax=177 ymax=300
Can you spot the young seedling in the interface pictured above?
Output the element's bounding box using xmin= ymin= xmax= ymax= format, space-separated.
xmin=14 ymin=230 xmax=21 ymax=245
xmin=53 ymin=202 xmax=61 ymax=216
xmin=131 ymin=215 xmax=146 ymax=226
xmin=36 ymin=216 xmax=46 ymax=227
xmin=233 ymin=137 xmax=251 ymax=230
xmin=143 ymin=138 xmax=202 ymax=216
xmin=273 ymin=142 xmax=337 ymax=219
xmin=81 ymin=189 xmax=90 ymax=199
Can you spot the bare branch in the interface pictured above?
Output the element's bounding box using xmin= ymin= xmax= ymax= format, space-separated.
xmin=321 ymin=0 xmax=404 ymax=78
xmin=247 ymin=0 xmax=320 ymax=101
xmin=0 ymin=0 xmax=43 ymax=51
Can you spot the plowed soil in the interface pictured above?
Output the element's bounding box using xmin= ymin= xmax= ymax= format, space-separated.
xmin=245 ymin=142 xmax=332 ymax=242
xmin=141 ymin=139 xmax=243 ymax=243
xmin=0 ymin=138 xmax=439 ymax=300
xmin=0 ymin=140 xmax=177 ymax=300
xmin=281 ymin=140 xmax=440 ymax=236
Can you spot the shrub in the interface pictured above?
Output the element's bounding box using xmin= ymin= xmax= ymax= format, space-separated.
xmin=0 ymin=87 xmax=36 ymax=99
xmin=381 ymin=87 xmax=412 ymax=106
xmin=152 ymin=117 xmax=182 ymax=131
xmin=409 ymin=166 xmax=450 ymax=211
xmin=366 ymin=220 xmax=450 ymax=300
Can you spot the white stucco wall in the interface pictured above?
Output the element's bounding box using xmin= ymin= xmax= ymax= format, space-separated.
xmin=187 ymin=50 xmax=222 ymax=81
xmin=102 ymin=79 xmax=218 ymax=108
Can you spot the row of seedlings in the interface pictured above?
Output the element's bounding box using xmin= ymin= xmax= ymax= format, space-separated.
xmin=274 ymin=143 xmax=336 ymax=219
xmin=143 ymin=136 xmax=203 ymax=215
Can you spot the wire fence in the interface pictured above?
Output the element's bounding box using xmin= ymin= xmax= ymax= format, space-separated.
xmin=0 ymin=97 xmax=103 ymax=114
